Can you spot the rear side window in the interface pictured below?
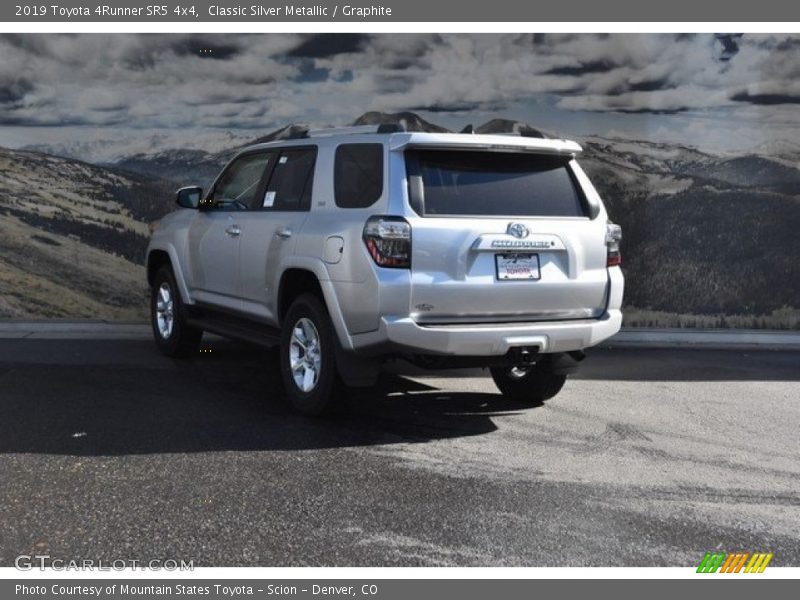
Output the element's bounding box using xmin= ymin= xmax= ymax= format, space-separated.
xmin=406 ymin=150 xmax=587 ymax=217
xmin=261 ymin=148 xmax=317 ymax=211
xmin=334 ymin=143 xmax=383 ymax=208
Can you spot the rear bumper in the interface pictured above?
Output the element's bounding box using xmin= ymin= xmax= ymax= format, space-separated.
xmin=351 ymin=309 xmax=622 ymax=356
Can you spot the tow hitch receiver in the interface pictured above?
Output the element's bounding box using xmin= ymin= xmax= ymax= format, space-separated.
xmin=510 ymin=346 xmax=538 ymax=365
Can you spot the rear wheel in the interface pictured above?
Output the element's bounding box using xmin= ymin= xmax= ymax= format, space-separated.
xmin=490 ymin=361 xmax=566 ymax=404
xmin=280 ymin=293 xmax=340 ymax=416
xmin=150 ymin=265 xmax=202 ymax=357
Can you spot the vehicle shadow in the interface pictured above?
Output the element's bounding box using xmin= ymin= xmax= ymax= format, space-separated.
xmin=0 ymin=341 xmax=536 ymax=457
xmin=5 ymin=338 xmax=792 ymax=458
xmin=401 ymin=347 xmax=800 ymax=382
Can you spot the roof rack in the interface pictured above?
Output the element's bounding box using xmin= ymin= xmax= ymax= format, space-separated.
xmin=303 ymin=123 xmax=407 ymax=138
xmin=282 ymin=123 xmax=549 ymax=140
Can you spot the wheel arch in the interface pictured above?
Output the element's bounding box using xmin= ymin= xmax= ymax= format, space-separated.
xmin=146 ymin=243 xmax=193 ymax=305
xmin=277 ymin=265 xmax=379 ymax=386
xmin=275 ymin=261 xmax=354 ymax=352
xmin=278 ymin=268 xmax=324 ymax=323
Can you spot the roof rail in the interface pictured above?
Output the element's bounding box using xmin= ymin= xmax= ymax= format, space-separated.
xmin=306 ymin=123 xmax=407 ymax=137
xmin=286 ymin=126 xmax=311 ymax=140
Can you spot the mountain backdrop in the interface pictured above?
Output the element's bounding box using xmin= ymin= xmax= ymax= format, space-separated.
xmin=2 ymin=112 xmax=799 ymax=328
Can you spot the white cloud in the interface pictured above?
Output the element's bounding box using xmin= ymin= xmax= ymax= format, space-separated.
xmin=1 ymin=33 xmax=800 ymax=151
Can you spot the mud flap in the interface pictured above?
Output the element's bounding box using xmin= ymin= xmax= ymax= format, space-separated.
xmin=334 ymin=345 xmax=381 ymax=387
xmin=542 ymin=351 xmax=586 ymax=375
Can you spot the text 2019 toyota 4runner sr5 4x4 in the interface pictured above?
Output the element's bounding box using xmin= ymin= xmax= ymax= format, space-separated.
xmin=146 ymin=124 xmax=624 ymax=415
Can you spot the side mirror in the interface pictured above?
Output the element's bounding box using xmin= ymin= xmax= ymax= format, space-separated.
xmin=176 ymin=186 xmax=203 ymax=209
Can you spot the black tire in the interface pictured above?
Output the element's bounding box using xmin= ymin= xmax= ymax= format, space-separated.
xmin=150 ymin=265 xmax=202 ymax=358
xmin=490 ymin=361 xmax=567 ymax=404
xmin=279 ymin=293 xmax=340 ymax=416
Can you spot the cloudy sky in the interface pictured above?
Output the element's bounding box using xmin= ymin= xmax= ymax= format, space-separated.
xmin=1 ymin=33 xmax=800 ymax=155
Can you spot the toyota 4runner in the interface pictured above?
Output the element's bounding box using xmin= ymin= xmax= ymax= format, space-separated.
xmin=146 ymin=124 xmax=624 ymax=414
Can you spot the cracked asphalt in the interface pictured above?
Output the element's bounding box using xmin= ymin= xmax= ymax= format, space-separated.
xmin=0 ymin=338 xmax=798 ymax=566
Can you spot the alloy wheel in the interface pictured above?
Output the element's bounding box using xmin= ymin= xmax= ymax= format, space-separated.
xmin=289 ymin=317 xmax=322 ymax=392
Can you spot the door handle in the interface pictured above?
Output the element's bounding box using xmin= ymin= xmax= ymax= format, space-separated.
xmin=225 ymin=225 xmax=241 ymax=237
xmin=276 ymin=227 xmax=293 ymax=239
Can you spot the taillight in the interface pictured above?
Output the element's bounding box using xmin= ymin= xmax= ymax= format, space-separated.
xmin=606 ymin=222 xmax=622 ymax=267
xmin=363 ymin=216 xmax=411 ymax=268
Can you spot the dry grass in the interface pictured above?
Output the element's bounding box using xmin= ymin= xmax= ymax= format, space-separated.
xmin=0 ymin=214 xmax=147 ymax=320
xmin=623 ymin=307 xmax=800 ymax=330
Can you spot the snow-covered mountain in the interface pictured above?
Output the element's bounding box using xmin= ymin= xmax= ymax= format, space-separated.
xmin=22 ymin=130 xmax=254 ymax=165
xmin=5 ymin=112 xmax=800 ymax=321
xmin=474 ymin=118 xmax=550 ymax=138
xmin=747 ymin=139 xmax=800 ymax=160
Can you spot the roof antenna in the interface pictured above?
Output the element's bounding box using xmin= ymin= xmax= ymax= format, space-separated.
xmin=460 ymin=124 xmax=474 ymax=134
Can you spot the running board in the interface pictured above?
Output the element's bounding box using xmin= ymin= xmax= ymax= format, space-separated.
xmin=186 ymin=312 xmax=281 ymax=348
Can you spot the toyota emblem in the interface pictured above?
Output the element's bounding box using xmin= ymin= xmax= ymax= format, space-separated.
xmin=507 ymin=223 xmax=530 ymax=239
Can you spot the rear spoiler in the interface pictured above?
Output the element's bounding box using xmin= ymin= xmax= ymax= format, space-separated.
xmin=389 ymin=133 xmax=582 ymax=156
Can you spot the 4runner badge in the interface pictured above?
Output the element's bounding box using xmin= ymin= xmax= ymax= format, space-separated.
xmin=507 ymin=223 xmax=530 ymax=239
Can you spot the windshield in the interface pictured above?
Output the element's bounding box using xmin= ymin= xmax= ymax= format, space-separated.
xmin=406 ymin=150 xmax=587 ymax=217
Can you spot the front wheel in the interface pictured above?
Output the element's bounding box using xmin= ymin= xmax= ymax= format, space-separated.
xmin=490 ymin=362 xmax=567 ymax=404
xmin=150 ymin=265 xmax=202 ymax=357
xmin=279 ymin=294 xmax=340 ymax=416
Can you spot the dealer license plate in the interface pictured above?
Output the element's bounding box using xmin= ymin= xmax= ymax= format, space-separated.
xmin=495 ymin=253 xmax=540 ymax=281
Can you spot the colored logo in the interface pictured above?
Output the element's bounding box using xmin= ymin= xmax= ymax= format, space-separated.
xmin=697 ymin=552 xmax=773 ymax=573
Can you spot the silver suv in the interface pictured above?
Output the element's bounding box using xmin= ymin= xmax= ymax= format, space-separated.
xmin=146 ymin=124 xmax=624 ymax=414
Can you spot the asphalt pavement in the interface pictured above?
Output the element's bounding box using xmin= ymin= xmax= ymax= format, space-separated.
xmin=0 ymin=337 xmax=798 ymax=566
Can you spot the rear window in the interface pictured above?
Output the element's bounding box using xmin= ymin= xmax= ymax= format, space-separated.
xmin=334 ymin=143 xmax=383 ymax=208
xmin=406 ymin=150 xmax=587 ymax=217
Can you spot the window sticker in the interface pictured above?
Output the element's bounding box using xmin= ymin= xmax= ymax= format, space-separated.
xmin=279 ymin=156 xmax=288 ymax=164
xmin=263 ymin=190 xmax=276 ymax=208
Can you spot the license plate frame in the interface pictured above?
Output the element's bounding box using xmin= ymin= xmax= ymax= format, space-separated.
xmin=495 ymin=253 xmax=541 ymax=281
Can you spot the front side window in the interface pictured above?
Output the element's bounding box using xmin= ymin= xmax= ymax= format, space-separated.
xmin=207 ymin=152 xmax=272 ymax=210
xmin=261 ymin=148 xmax=317 ymax=211
xmin=406 ymin=150 xmax=587 ymax=217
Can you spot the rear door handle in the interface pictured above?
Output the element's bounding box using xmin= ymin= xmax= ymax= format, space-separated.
xmin=276 ymin=227 xmax=293 ymax=239
xmin=225 ymin=225 xmax=241 ymax=237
